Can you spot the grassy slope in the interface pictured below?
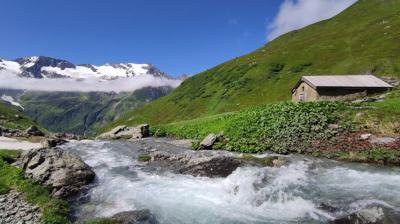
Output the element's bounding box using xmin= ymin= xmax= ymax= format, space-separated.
xmin=102 ymin=0 xmax=400 ymax=130
xmin=0 ymin=101 xmax=39 ymax=130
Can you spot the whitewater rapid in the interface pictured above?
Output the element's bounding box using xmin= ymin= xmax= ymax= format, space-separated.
xmin=61 ymin=139 xmax=400 ymax=224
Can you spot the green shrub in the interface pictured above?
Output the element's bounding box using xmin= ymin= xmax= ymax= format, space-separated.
xmin=152 ymin=102 xmax=345 ymax=153
xmin=137 ymin=154 xmax=151 ymax=162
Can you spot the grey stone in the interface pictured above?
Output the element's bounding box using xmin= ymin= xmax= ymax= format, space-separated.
xmin=111 ymin=209 xmax=158 ymax=224
xmin=360 ymin=133 xmax=372 ymax=140
xmin=272 ymin=158 xmax=287 ymax=167
xmin=199 ymin=132 xmax=223 ymax=149
xmin=40 ymin=137 xmax=67 ymax=148
xmin=97 ymin=124 xmax=150 ymax=140
xmin=330 ymin=205 xmax=400 ymax=224
xmin=370 ymin=137 xmax=396 ymax=145
xmin=16 ymin=148 xmax=95 ymax=198
xmin=24 ymin=126 xmax=44 ymax=136
xmin=0 ymin=190 xmax=42 ymax=224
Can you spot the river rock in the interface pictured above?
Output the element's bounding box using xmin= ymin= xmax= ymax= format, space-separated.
xmin=360 ymin=133 xmax=372 ymax=140
xmin=149 ymin=150 xmax=242 ymax=178
xmin=98 ymin=124 xmax=150 ymax=139
xmin=40 ymin=137 xmax=68 ymax=148
xmin=179 ymin=157 xmax=242 ymax=177
xmin=0 ymin=189 xmax=42 ymax=224
xmin=16 ymin=148 xmax=95 ymax=198
xmin=199 ymin=132 xmax=223 ymax=150
xmin=370 ymin=137 xmax=397 ymax=145
xmin=25 ymin=125 xmax=44 ymax=136
xmin=331 ymin=205 xmax=400 ymax=224
xmin=111 ymin=209 xmax=158 ymax=224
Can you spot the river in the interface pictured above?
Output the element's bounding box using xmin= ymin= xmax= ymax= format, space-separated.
xmin=61 ymin=139 xmax=400 ymax=224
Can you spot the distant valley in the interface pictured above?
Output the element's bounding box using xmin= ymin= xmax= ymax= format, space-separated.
xmin=0 ymin=56 xmax=180 ymax=135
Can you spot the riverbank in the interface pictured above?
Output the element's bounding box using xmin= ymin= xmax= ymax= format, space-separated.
xmin=148 ymin=100 xmax=400 ymax=167
xmin=0 ymin=150 xmax=70 ymax=224
xmin=0 ymin=136 xmax=43 ymax=150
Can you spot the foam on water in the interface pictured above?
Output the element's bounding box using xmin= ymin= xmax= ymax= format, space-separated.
xmin=62 ymin=140 xmax=400 ymax=224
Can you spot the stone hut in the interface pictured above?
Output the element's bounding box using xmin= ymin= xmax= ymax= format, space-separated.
xmin=292 ymin=75 xmax=392 ymax=102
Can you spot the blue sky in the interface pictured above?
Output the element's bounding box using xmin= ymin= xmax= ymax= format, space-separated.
xmin=0 ymin=0 xmax=356 ymax=77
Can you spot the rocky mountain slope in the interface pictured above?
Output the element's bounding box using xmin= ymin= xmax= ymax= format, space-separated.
xmin=0 ymin=56 xmax=178 ymax=135
xmin=0 ymin=56 xmax=169 ymax=80
xmin=103 ymin=0 xmax=400 ymax=128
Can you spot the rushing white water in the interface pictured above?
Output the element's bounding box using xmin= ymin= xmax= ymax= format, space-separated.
xmin=61 ymin=139 xmax=400 ymax=224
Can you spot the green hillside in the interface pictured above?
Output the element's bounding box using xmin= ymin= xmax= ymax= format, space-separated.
xmin=20 ymin=87 xmax=171 ymax=136
xmin=103 ymin=0 xmax=400 ymax=130
xmin=0 ymin=101 xmax=38 ymax=131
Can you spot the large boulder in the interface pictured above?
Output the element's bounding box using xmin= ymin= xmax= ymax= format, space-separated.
xmin=148 ymin=151 xmax=242 ymax=178
xmin=179 ymin=157 xmax=242 ymax=177
xmin=40 ymin=137 xmax=68 ymax=148
xmin=24 ymin=125 xmax=44 ymax=136
xmin=98 ymin=124 xmax=150 ymax=140
xmin=330 ymin=205 xmax=400 ymax=224
xmin=199 ymin=132 xmax=224 ymax=150
xmin=97 ymin=125 xmax=127 ymax=139
xmin=16 ymin=148 xmax=95 ymax=198
xmin=110 ymin=209 xmax=158 ymax=224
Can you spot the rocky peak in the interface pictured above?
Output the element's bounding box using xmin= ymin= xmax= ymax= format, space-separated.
xmin=14 ymin=56 xmax=76 ymax=78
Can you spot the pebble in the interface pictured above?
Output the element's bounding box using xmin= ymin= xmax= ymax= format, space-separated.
xmin=0 ymin=190 xmax=42 ymax=224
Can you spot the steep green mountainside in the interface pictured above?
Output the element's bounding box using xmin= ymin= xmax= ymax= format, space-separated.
xmin=0 ymin=101 xmax=38 ymax=131
xmin=103 ymin=0 xmax=400 ymax=129
xmin=20 ymin=87 xmax=172 ymax=136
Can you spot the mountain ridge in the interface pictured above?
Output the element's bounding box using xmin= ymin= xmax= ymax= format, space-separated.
xmin=0 ymin=56 xmax=173 ymax=80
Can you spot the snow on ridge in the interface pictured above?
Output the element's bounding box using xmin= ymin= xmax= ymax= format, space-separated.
xmin=0 ymin=57 xmax=170 ymax=80
xmin=0 ymin=60 xmax=21 ymax=74
xmin=1 ymin=94 xmax=24 ymax=109
xmin=21 ymin=56 xmax=39 ymax=68
xmin=40 ymin=63 xmax=151 ymax=80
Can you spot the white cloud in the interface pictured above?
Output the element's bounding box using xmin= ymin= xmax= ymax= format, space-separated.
xmin=267 ymin=0 xmax=357 ymax=40
xmin=0 ymin=71 xmax=181 ymax=93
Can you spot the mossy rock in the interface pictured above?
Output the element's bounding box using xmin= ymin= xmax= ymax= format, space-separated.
xmin=137 ymin=154 xmax=151 ymax=162
xmin=241 ymin=154 xmax=278 ymax=167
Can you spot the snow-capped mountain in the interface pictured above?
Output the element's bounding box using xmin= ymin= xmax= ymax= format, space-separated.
xmin=0 ymin=56 xmax=170 ymax=80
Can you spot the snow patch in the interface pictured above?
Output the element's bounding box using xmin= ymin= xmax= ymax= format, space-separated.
xmin=0 ymin=60 xmax=21 ymax=74
xmin=1 ymin=94 xmax=24 ymax=109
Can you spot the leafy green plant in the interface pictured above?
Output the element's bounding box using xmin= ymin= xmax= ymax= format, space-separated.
xmin=137 ymin=154 xmax=151 ymax=162
xmin=150 ymin=102 xmax=345 ymax=153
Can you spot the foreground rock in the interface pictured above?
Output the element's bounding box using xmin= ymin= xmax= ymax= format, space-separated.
xmin=0 ymin=125 xmax=44 ymax=138
xmin=110 ymin=209 xmax=158 ymax=224
xmin=25 ymin=125 xmax=45 ymax=136
xmin=331 ymin=205 xmax=400 ymax=224
xmin=199 ymin=132 xmax=224 ymax=150
xmin=0 ymin=189 xmax=42 ymax=224
xmin=98 ymin=124 xmax=150 ymax=140
xmin=16 ymin=148 xmax=95 ymax=198
xmin=40 ymin=137 xmax=68 ymax=148
xmin=149 ymin=150 xmax=242 ymax=178
xmin=136 ymin=138 xmax=289 ymax=178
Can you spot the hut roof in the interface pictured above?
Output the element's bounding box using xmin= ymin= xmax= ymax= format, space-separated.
xmin=293 ymin=75 xmax=392 ymax=92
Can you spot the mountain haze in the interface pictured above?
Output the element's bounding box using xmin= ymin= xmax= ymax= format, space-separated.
xmin=104 ymin=0 xmax=400 ymax=128
xmin=0 ymin=56 xmax=178 ymax=135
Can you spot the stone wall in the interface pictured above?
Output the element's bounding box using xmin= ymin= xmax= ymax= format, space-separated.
xmin=292 ymin=82 xmax=319 ymax=102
